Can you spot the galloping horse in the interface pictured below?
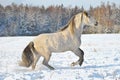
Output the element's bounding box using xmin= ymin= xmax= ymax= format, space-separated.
xmin=19 ymin=11 xmax=97 ymax=70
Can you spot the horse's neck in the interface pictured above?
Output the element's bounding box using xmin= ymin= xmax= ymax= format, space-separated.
xmin=75 ymin=29 xmax=82 ymax=38
xmin=80 ymin=14 xmax=84 ymax=34
xmin=75 ymin=21 xmax=84 ymax=37
xmin=66 ymin=25 xmax=81 ymax=39
xmin=80 ymin=22 xmax=84 ymax=34
xmin=63 ymin=18 xmax=84 ymax=38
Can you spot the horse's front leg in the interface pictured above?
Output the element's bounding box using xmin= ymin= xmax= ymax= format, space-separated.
xmin=71 ymin=48 xmax=84 ymax=66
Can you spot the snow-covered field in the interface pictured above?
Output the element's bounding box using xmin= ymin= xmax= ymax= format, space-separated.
xmin=0 ymin=34 xmax=120 ymax=80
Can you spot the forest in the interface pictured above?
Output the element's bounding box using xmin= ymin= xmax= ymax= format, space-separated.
xmin=0 ymin=2 xmax=120 ymax=36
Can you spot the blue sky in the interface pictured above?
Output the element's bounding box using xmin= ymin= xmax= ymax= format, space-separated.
xmin=0 ymin=0 xmax=120 ymax=9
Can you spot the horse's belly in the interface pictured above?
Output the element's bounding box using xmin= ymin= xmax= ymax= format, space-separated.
xmin=51 ymin=40 xmax=79 ymax=52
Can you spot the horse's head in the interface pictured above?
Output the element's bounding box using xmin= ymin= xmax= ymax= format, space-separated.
xmin=74 ymin=11 xmax=98 ymax=31
xmin=82 ymin=11 xmax=98 ymax=27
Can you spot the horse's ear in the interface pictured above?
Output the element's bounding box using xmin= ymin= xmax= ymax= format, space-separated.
xmin=83 ymin=11 xmax=88 ymax=17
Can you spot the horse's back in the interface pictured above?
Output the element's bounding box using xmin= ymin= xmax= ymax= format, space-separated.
xmin=32 ymin=32 xmax=64 ymax=52
xmin=32 ymin=31 xmax=80 ymax=53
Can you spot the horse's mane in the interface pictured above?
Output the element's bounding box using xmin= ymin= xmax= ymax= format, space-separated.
xmin=59 ymin=11 xmax=83 ymax=32
xmin=59 ymin=15 xmax=75 ymax=31
xmin=58 ymin=11 xmax=88 ymax=34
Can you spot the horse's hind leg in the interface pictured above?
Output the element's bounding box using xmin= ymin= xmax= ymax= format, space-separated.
xmin=42 ymin=55 xmax=54 ymax=70
xmin=32 ymin=55 xmax=40 ymax=70
xmin=71 ymin=48 xmax=84 ymax=66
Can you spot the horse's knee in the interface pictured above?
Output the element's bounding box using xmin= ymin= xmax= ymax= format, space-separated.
xmin=79 ymin=49 xmax=84 ymax=56
xmin=42 ymin=58 xmax=47 ymax=65
xmin=74 ymin=48 xmax=84 ymax=58
xmin=42 ymin=55 xmax=51 ymax=65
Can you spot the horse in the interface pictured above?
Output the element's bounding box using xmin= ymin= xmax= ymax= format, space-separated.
xmin=19 ymin=11 xmax=98 ymax=70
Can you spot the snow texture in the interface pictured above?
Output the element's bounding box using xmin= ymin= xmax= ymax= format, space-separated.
xmin=0 ymin=34 xmax=120 ymax=80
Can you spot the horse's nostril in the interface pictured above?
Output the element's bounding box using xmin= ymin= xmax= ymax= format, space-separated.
xmin=95 ymin=21 xmax=98 ymax=26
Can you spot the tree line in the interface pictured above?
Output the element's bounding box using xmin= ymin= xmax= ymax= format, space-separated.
xmin=0 ymin=2 xmax=120 ymax=36
xmin=86 ymin=2 xmax=120 ymax=34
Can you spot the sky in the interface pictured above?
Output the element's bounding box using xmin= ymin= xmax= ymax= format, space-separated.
xmin=0 ymin=0 xmax=120 ymax=10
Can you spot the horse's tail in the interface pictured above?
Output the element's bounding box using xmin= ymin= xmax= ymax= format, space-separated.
xmin=19 ymin=41 xmax=35 ymax=67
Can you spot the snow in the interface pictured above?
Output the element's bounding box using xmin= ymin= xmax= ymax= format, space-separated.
xmin=0 ymin=34 xmax=120 ymax=80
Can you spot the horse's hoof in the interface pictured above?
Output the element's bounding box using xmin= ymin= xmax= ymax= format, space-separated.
xmin=79 ymin=62 xmax=83 ymax=66
xmin=71 ymin=62 xmax=76 ymax=66
xmin=32 ymin=65 xmax=36 ymax=70
xmin=79 ymin=59 xmax=84 ymax=66
xmin=50 ymin=67 xmax=55 ymax=70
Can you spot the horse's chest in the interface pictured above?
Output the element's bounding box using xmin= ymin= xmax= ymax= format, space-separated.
xmin=71 ymin=38 xmax=80 ymax=48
